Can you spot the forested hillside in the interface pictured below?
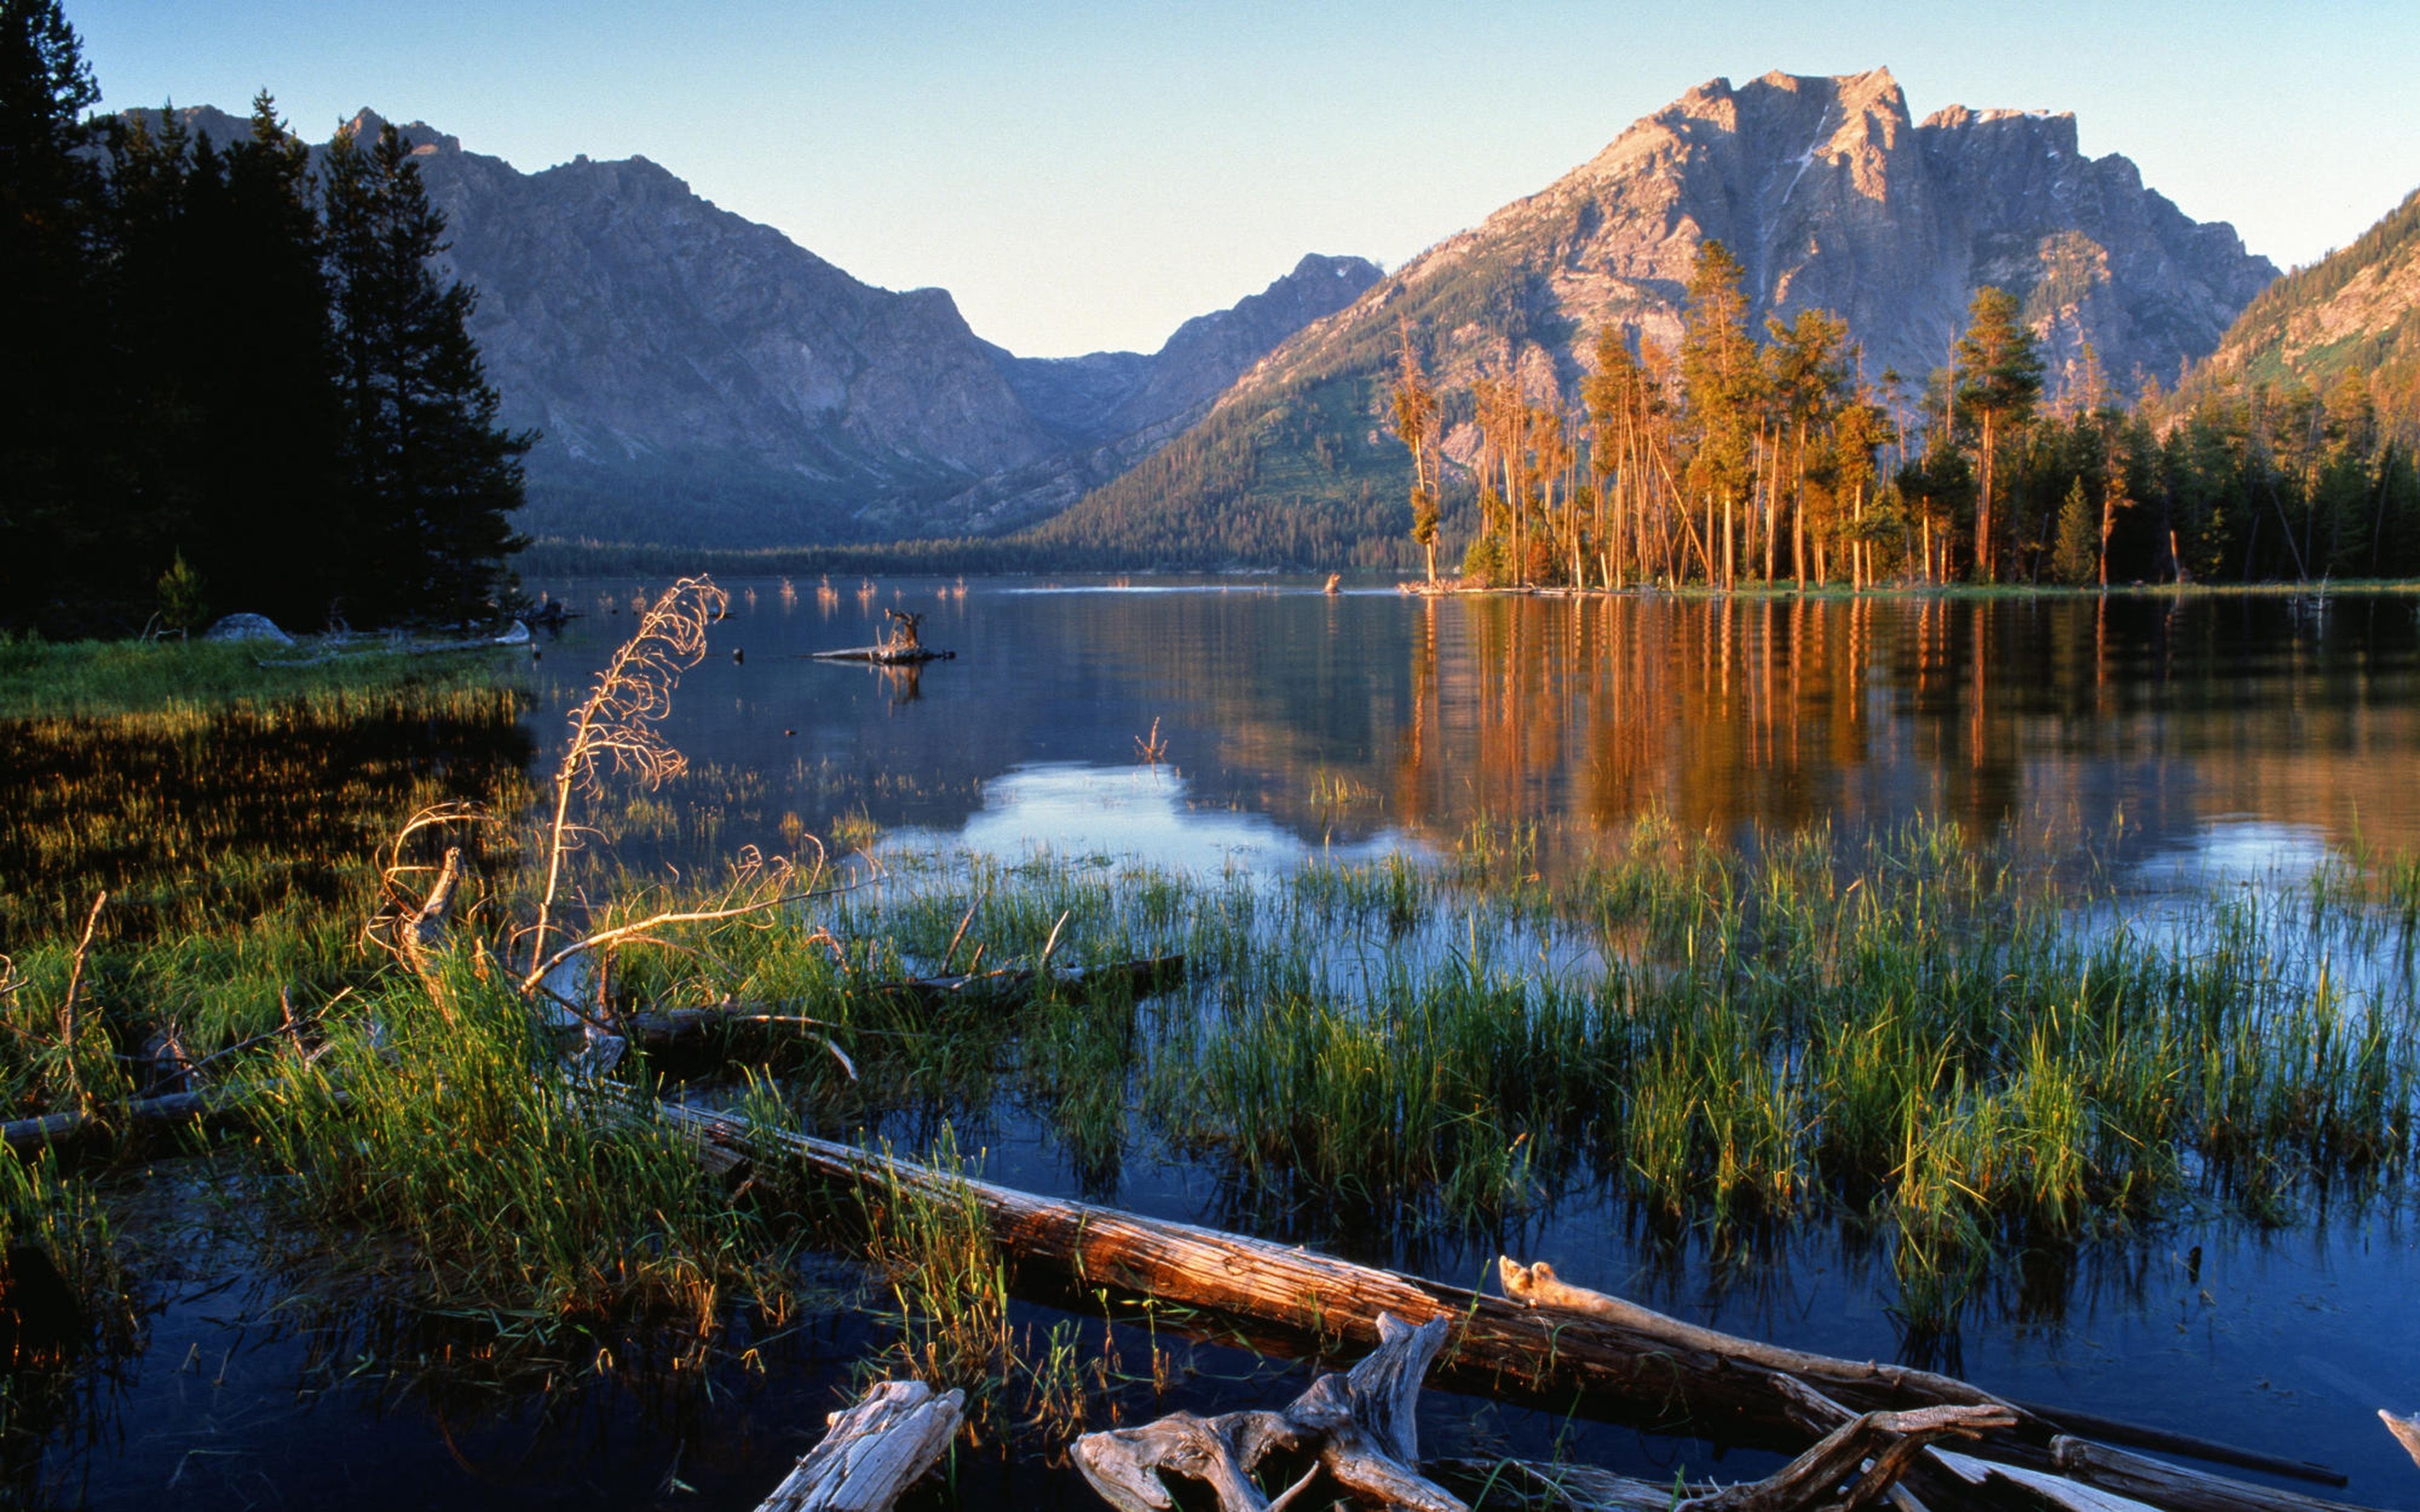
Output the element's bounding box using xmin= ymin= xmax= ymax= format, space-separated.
xmin=2203 ymin=186 xmax=2420 ymax=420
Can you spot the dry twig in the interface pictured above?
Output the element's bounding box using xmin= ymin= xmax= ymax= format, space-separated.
xmin=529 ymin=575 xmax=729 ymax=976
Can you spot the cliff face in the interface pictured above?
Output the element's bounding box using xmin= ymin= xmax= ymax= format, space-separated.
xmin=1248 ymin=69 xmax=2274 ymax=407
xmin=1028 ymin=69 xmax=2282 ymax=566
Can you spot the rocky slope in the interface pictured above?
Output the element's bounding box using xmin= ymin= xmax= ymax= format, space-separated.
xmin=151 ymin=106 xmax=1377 ymax=548
xmin=2200 ymin=185 xmax=2420 ymax=403
xmin=1031 ymin=68 xmax=2281 ymax=566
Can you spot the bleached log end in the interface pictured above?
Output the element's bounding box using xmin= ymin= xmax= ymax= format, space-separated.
xmin=756 ymin=1377 xmax=964 ymax=1512
xmin=2382 ymin=1409 xmax=2420 ymax=1472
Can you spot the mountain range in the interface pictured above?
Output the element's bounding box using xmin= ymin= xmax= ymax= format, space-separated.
xmin=1029 ymin=67 xmax=2284 ymax=566
xmin=162 ymin=71 xmax=2363 ymax=564
xmin=156 ymin=104 xmax=1381 ymax=550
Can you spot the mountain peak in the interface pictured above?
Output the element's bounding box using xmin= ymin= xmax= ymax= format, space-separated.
xmin=339 ymin=108 xmax=459 ymax=156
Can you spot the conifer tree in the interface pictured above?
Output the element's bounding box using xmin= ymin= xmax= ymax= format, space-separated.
xmin=1953 ymin=287 xmax=2044 ymax=581
xmin=325 ymin=121 xmax=530 ymax=622
xmin=2052 ymin=478 xmax=2098 ymax=585
xmin=1389 ymin=318 xmax=1443 ymax=583
xmin=0 ymin=0 xmax=102 ymax=619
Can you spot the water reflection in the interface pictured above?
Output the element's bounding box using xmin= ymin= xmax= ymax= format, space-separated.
xmin=530 ymin=580 xmax=2420 ymax=886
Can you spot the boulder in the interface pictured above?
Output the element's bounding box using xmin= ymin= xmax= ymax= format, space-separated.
xmin=202 ymin=614 xmax=294 ymax=645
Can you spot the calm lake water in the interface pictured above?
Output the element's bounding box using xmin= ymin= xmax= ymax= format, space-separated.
xmin=60 ymin=578 xmax=2420 ymax=1509
xmin=529 ymin=576 xmax=2420 ymax=883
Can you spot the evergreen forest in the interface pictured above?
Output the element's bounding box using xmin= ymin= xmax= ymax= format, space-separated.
xmin=0 ymin=0 xmax=529 ymax=636
xmin=1385 ymin=242 xmax=2420 ymax=589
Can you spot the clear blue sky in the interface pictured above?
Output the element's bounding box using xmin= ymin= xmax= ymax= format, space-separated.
xmin=74 ymin=0 xmax=2420 ymax=358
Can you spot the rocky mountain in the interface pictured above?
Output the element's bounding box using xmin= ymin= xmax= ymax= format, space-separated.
xmin=2200 ymin=185 xmax=2420 ymax=403
xmin=144 ymin=105 xmax=1377 ymax=549
xmin=1029 ymin=68 xmax=2281 ymax=567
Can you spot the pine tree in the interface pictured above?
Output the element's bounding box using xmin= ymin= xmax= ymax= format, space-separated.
xmin=0 ymin=0 xmax=103 ymax=622
xmin=325 ymin=122 xmax=531 ymax=622
xmin=1953 ymin=287 xmax=2044 ymax=582
xmin=1680 ymin=241 xmax=1759 ymax=588
xmin=197 ymin=94 xmax=347 ymax=624
xmin=2052 ymin=478 xmax=2098 ymax=585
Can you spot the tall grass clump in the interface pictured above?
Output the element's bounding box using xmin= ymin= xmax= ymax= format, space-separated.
xmin=248 ymin=954 xmax=799 ymax=1342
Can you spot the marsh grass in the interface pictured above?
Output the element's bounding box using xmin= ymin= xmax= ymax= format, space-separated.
xmin=245 ymin=958 xmax=801 ymax=1348
xmin=15 ymin=620 xmax=2420 ymax=1448
xmin=0 ymin=1147 xmax=139 ymax=1495
xmin=0 ymin=642 xmax=532 ymax=1128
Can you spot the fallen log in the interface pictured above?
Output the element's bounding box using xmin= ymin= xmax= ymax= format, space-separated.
xmin=2380 ymin=1411 xmax=2420 ymax=1473
xmin=754 ymin=1378 xmax=963 ymax=1512
xmin=648 ymin=1101 xmax=2380 ymax=1512
xmin=616 ymin=955 xmax=1187 ymax=1059
xmin=1498 ymin=1259 xmax=2345 ymax=1490
xmin=2 ymin=1089 xmax=217 ymax=1156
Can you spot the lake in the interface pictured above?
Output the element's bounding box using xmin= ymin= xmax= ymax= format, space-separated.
xmin=529 ymin=577 xmax=2420 ymax=885
xmin=61 ymin=578 xmax=2420 ymax=1509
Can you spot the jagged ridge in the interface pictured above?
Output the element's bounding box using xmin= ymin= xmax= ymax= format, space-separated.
xmin=1030 ymin=68 xmax=2281 ymax=568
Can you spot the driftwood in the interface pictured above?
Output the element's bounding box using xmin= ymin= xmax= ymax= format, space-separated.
xmin=647 ymin=1102 xmax=2379 ymax=1512
xmin=1076 ymin=1310 xmax=2010 ymax=1512
xmin=754 ymin=1378 xmax=964 ymax=1512
xmin=1075 ymin=1313 xmax=1463 ymax=1512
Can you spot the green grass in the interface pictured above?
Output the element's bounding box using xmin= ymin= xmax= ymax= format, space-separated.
xmin=0 ymin=634 xmax=518 ymax=719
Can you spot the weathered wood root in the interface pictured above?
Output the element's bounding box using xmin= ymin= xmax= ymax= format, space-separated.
xmin=754 ymin=1377 xmax=964 ymax=1512
xmin=1073 ymin=1312 xmax=1463 ymax=1512
xmin=1075 ymin=1310 xmax=2004 ymax=1512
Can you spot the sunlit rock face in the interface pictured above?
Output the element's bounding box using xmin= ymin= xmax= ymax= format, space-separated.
xmin=1233 ymin=68 xmax=2275 ymax=415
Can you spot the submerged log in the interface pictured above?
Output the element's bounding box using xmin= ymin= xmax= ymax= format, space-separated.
xmin=807 ymin=646 xmax=955 ymax=665
xmin=755 ymin=1377 xmax=964 ymax=1512
xmin=648 ymin=1102 xmax=2379 ymax=1512
xmin=621 ymin=955 xmax=1187 ymax=1051
xmin=1497 ymin=1261 xmax=2344 ymax=1489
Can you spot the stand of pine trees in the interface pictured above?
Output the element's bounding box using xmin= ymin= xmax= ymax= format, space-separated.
xmin=1395 ymin=241 xmax=2420 ymax=590
xmin=0 ymin=0 xmax=528 ymax=635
